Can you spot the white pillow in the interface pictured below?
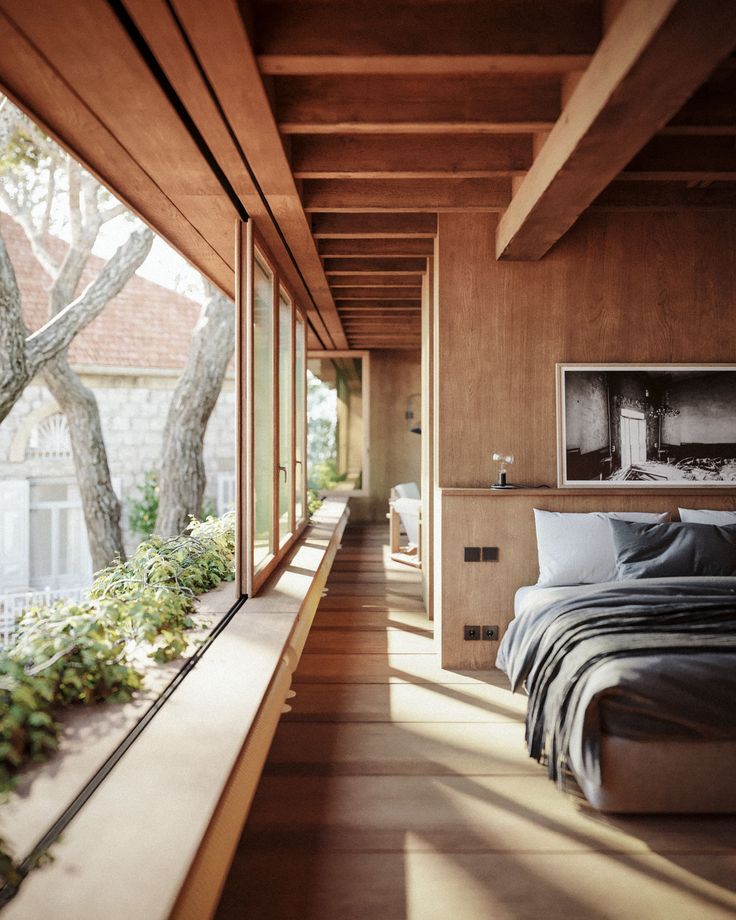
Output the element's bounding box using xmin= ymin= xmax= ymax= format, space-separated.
xmin=534 ymin=509 xmax=670 ymax=586
xmin=679 ymin=508 xmax=736 ymax=525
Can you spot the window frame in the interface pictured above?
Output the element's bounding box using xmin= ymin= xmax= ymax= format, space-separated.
xmin=239 ymin=223 xmax=310 ymax=596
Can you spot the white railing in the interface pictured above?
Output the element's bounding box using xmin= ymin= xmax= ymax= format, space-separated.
xmin=0 ymin=586 xmax=89 ymax=647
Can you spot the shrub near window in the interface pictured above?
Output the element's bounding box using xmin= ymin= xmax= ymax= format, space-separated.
xmin=0 ymin=514 xmax=236 ymax=886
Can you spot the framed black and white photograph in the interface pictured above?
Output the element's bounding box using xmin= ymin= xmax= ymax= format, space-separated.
xmin=557 ymin=364 xmax=736 ymax=487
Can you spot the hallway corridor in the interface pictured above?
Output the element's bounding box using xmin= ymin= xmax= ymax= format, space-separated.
xmin=216 ymin=523 xmax=736 ymax=920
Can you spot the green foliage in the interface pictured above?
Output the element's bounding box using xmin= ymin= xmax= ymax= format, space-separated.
xmin=307 ymin=489 xmax=324 ymax=517
xmin=128 ymin=472 xmax=159 ymax=539
xmin=308 ymin=457 xmax=347 ymax=491
xmin=127 ymin=470 xmax=224 ymax=539
xmin=0 ymin=514 xmax=236 ymax=886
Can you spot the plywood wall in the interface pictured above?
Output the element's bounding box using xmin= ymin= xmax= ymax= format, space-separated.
xmin=350 ymin=350 xmax=421 ymax=522
xmin=435 ymin=210 xmax=736 ymax=668
xmin=436 ymin=210 xmax=736 ymax=489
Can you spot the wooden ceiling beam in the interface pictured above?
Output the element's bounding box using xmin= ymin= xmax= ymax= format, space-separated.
xmin=253 ymin=1 xmax=601 ymax=58
xmin=592 ymin=179 xmax=736 ymax=210
xmin=311 ymin=213 xmax=437 ymax=238
xmin=347 ymin=341 xmax=421 ymax=349
xmin=331 ymin=287 xmax=422 ymax=300
xmin=328 ymin=273 xmax=423 ymax=287
xmin=497 ymin=0 xmax=736 ymax=260
xmin=342 ymin=321 xmax=421 ymax=329
xmin=303 ymin=178 xmax=511 ymax=211
xmin=337 ymin=305 xmax=422 ymax=313
xmin=662 ymin=68 xmax=736 ymax=134
xmin=291 ymin=134 xmax=532 ymax=178
xmin=319 ymin=239 xmax=434 ymax=257
xmin=274 ymin=74 xmax=560 ymax=133
xmin=323 ymin=258 xmax=427 ymax=274
xmin=621 ymin=134 xmax=736 ymax=181
xmin=259 ymin=54 xmax=592 ymax=77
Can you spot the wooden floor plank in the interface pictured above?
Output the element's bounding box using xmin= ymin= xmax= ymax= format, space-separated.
xmin=284 ymin=681 xmax=526 ymax=723
xmin=216 ymin=522 xmax=736 ymax=920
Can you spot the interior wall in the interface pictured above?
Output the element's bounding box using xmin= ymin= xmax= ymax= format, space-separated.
xmin=435 ymin=209 xmax=736 ymax=667
xmin=436 ymin=210 xmax=736 ymax=489
xmin=350 ymin=350 xmax=422 ymax=523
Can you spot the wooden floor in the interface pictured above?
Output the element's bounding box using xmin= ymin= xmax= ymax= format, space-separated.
xmin=216 ymin=523 xmax=736 ymax=920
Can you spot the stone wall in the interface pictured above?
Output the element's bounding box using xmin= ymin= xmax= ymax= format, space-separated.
xmin=0 ymin=370 xmax=236 ymax=557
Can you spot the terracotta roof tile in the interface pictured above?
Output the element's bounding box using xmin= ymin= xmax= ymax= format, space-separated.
xmin=2 ymin=213 xmax=201 ymax=369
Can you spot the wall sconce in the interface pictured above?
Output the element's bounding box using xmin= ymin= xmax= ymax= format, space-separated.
xmin=405 ymin=393 xmax=421 ymax=434
xmin=491 ymin=452 xmax=514 ymax=489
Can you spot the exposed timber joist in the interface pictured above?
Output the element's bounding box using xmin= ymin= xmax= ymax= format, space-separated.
xmin=592 ymin=180 xmax=736 ymax=210
xmin=621 ymin=134 xmax=736 ymax=181
xmin=303 ymin=179 xmax=511 ymax=211
xmin=291 ymin=134 xmax=532 ymax=178
xmin=253 ymin=1 xmax=601 ymax=64
xmin=331 ymin=287 xmax=423 ymax=300
xmin=258 ymin=55 xmax=592 ymax=77
xmin=274 ymin=74 xmax=561 ymax=133
xmin=338 ymin=300 xmax=422 ymax=315
xmin=327 ymin=274 xmax=424 ymax=287
xmin=311 ymin=213 xmax=437 ymax=238
xmin=323 ymin=258 xmax=427 ymax=274
xmin=319 ymin=239 xmax=434 ymax=257
xmin=662 ymin=68 xmax=736 ymax=134
xmin=496 ymin=0 xmax=736 ymax=260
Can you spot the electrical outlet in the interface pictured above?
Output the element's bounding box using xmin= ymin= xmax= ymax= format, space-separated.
xmin=464 ymin=546 xmax=481 ymax=562
xmin=482 ymin=625 xmax=500 ymax=641
xmin=464 ymin=625 xmax=481 ymax=641
xmin=481 ymin=546 xmax=499 ymax=562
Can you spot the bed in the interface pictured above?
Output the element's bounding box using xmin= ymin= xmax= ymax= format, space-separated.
xmin=496 ymin=510 xmax=736 ymax=813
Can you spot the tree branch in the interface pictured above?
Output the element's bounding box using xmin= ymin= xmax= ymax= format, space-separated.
xmin=26 ymin=226 xmax=153 ymax=375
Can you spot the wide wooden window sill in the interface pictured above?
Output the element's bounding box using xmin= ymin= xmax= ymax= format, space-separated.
xmin=4 ymin=497 xmax=350 ymax=920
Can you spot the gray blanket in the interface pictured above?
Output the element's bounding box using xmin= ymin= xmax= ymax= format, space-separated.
xmin=496 ymin=581 xmax=736 ymax=786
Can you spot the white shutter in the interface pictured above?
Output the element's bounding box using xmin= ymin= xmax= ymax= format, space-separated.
xmin=0 ymin=479 xmax=29 ymax=592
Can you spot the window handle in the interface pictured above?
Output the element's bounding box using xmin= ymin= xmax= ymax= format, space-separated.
xmin=279 ymin=465 xmax=288 ymax=482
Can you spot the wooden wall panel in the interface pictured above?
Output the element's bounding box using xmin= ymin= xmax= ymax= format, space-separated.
xmin=440 ymin=489 xmax=736 ymax=669
xmin=436 ymin=210 xmax=736 ymax=489
xmin=435 ymin=209 xmax=736 ymax=668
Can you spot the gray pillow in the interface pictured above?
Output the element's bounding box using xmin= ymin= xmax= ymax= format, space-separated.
xmin=609 ymin=519 xmax=736 ymax=579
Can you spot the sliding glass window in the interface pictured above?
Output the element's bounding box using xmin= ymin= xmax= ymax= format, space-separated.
xmin=253 ymin=255 xmax=275 ymax=572
xmin=278 ymin=288 xmax=293 ymax=546
xmin=295 ymin=316 xmax=307 ymax=525
xmin=244 ymin=235 xmax=310 ymax=594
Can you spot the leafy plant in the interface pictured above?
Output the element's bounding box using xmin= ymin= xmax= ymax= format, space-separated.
xmin=307 ymin=489 xmax=323 ymax=516
xmin=128 ymin=472 xmax=159 ymax=538
xmin=128 ymin=472 xmax=223 ymax=540
xmin=0 ymin=513 xmax=236 ymax=889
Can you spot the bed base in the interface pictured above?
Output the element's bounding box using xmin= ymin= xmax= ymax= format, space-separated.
xmin=577 ymin=737 xmax=736 ymax=813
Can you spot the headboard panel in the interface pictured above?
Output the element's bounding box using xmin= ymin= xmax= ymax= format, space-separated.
xmin=440 ymin=488 xmax=736 ymax=669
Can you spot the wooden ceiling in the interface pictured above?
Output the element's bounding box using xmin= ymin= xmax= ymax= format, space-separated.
xmin=0 ymin=0 xmax=735 ymax=350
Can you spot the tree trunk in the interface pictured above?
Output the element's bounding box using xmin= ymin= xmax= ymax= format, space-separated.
xmin=156 ymin=291 xmax=234 ymax=538
xmin=43 ymin=355 xmax=125 ymax=572
xmin=0 ymin=228 xmax=29 ymax=422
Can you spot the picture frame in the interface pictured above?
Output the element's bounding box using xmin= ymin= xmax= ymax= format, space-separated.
xmin=556 ymin=363 xmax=736 ymax=487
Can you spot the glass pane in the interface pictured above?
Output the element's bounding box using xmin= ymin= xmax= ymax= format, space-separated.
xmin=307 ymin=356 xmax=365 ymax=494
xmin=278 ymin=290 xmax=293 ymax=545
xmin=253 ymin=256 xmax=274 ymax=569
xmin=295 ymin=317 xmax=306 ymax=522
xmin=30 ymin=508 xmax=53 ymax=582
